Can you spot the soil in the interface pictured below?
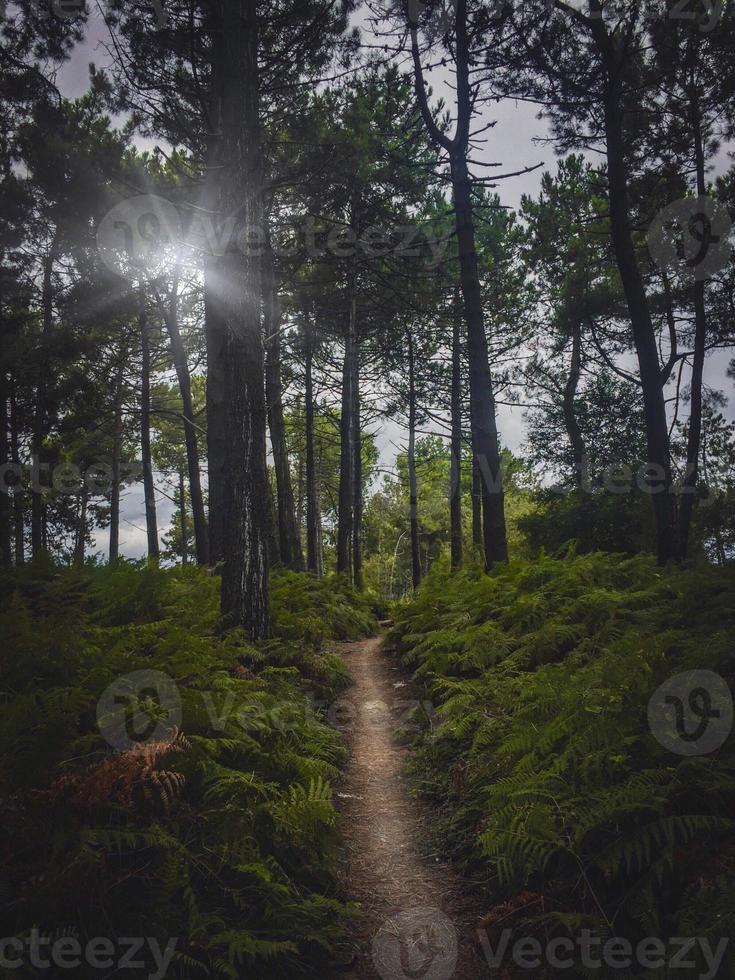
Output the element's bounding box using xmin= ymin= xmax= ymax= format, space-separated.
xmin=330 ymin=636 xmax=490 ymax=980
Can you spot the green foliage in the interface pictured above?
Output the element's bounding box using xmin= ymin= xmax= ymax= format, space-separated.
xmin=0 ymin=562 xmax=376 ymax=978
xmin=389 ymin=553 xmax=735 ymax=975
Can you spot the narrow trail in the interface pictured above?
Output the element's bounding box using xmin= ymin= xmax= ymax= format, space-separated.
xmin=332 ymin=636 xmax=489 ymax=980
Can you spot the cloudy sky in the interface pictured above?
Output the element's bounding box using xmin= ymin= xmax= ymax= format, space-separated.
xmin=54 ymin=3 xmax=734 ymax=559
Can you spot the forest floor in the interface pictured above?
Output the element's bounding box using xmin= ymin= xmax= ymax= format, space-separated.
xmin=330 ymin=636 xmax=490 ymax=980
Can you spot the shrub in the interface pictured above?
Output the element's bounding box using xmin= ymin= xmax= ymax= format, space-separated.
xmin=0 ymin=563 xmax=375 ymax=978
xmin=389 ymin=552 xmax=735 ymax=977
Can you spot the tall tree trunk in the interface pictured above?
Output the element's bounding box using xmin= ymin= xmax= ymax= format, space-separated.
xmin=407 ymin=329 xmax=421 ymax=590
xmin=204 ymin=267 xmax=227 ymax=565
xmin=0 ymin=368 xmax=10 ymax=566
xmin=179 ymin=467 xmax=189 ymax=566
xmin=451 ymin=153 xmax=508 ymax=569
xmin=139 ymin=301 xmax=160 ymax=561
xmin=266 ymin=470 xmax=280 ymax=567
xmin=352 ymin=329 xmax=363 ymax=590
xmin=336 ymin=291 xmax=356 ymax=578
xmin=471 ymin=450 xmax=482 ymax=551
xmin=161 ymin=275 xmax=209 ymax=565
xmin=202 ymin=1 xmax=227 ymax=568
xmin=304 ymin=319 xmax=319 ymax=575
xmin=594 ymin=27 xmax=678 ymax=563
xmin=450 ymin=307 xmax=463 ymax=569
xmin=409 ymin=0 xmax=507 ymax=569
xmin=214 ymin=0 xmax=269 ymax=638
xmin=73 ymin=480 xmax=87 ymax=566
xmin=10 ymin=376 xmax=23 ymax=564
xmin=108 ymin=356 xmax=125 ymax=563
xmin=316 ymin=445 xmax=325 ymax=578
xmin=263 ymin=246 xmax=303 ymax=570
xmin=679 ymin=97 xmax=707 ymax=559
xmin=31 ymin=241 xmax=57 ymax=557
xmin=563 ymin=319 xmax=586 ymax=485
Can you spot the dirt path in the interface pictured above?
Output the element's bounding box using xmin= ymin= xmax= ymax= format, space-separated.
xmin=331 ymin=636 xmax=489 ymax=980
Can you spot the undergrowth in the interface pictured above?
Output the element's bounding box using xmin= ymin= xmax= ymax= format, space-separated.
xmin=388 ymin=550 xmax=735 ymax=979
xmin=0 ymin=561 xmax=376 ymax=979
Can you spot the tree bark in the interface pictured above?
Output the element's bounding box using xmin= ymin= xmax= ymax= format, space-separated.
xmin=407 ymin=328 xmax=421 ymax=589
xmin=352 ymin=327 xmax=363 ymax=590
xmin=0 ymin=367 xmax=10 ymax=566
xmin=73 ymin=480 xmax=87 ymax=566
xmin=179 ymin=467 xmax=189 ymax=566
xmin=215 ymin=0 xmax=269 ymax=639
xmin=202 ymin=2 xmax=227 ymax=568
xmin=450 ymin=307 xmax=463 ymax=569
xmin=108 ymin=356 xmax=125 ymax=563
xmin=408 ymin=0 xmax=508 ymax=570
xmin=304 ymin=318 xmax=319 ymax=575
xmin=336 ymin=289 xmax=356 ymax=578
xmin=31 ymin=241 xmax=57 ymax=557
xmin=563 ymin=319 xmax=586 ymax=485
xmin=139 ymin=301 xmax=160 ymax=561
xmin=10 ymin=376 xmax=23 ymax=564
xmin=263 ymin=246 xmax=303 ymax=571
xmin=678 ymin=97 xmax=707 ymax=559
xmin=161 ymin=275 xmax=209 ymax=565
xmin=593 ymin=26 xmax=679 ymax=563
xmin=204 ymin=267 xmax=227 ymax=566
xmin=451 ymin=153 xmax=508 ymax=569
xmin=471 ymin=449 xmax=482 ymax=551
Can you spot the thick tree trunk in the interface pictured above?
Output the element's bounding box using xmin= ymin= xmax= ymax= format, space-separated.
xmin=31 ymin=243 xmax=56 ymax=557
xmin=179 ymin=467 xmax=189 ymax=566
xmin=336 ymin=290 xmax=356 ymax=578
xmin=451 ymin=154 xmax=508 ymax=568
xmin=139 ymin=302 xmax=160 ymax=560
xmin=215 ymin=0 xmax=269 ymax=639
xmin=108 ymin=357 xmax=125 ymax=563
xmin=596 ymin=35 xmax=678 ymax=563
xmin=304 ymin=320 xmax=319 ymax=575
xmin=162 ymin=276 xmax=209 ymax=565
xmin=679 ymin=101 xmax=707 ymax=559
xmin=263 ymin=247 xmax=303 ymax=571
xmin=10 ymin=377 xmax=23 ymax=564
xmin=450 ymin=309 xmax=463 ymax=569
xmin=407 ymin=329 xmax=421 ymax=589
xmin=563 ymin=319 xmax=586 ymax=485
